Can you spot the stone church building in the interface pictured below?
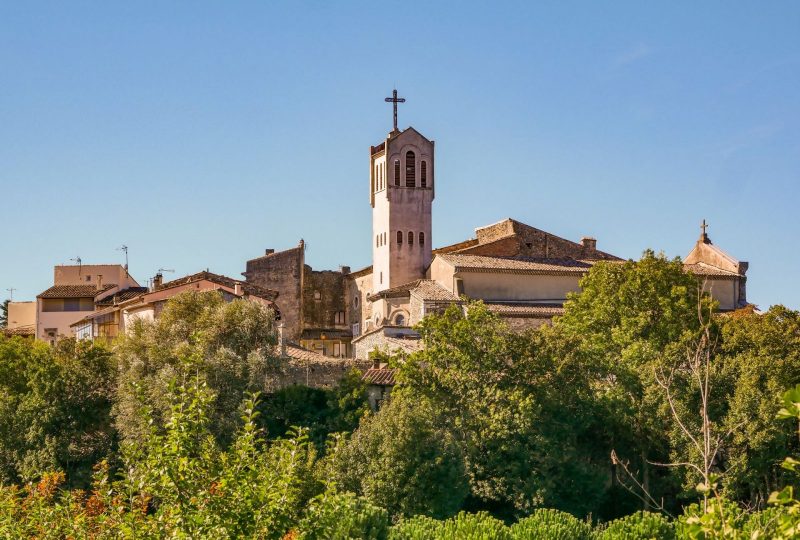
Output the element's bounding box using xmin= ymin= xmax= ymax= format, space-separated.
xmin=243 ymin=98 xmax=749 ymax=361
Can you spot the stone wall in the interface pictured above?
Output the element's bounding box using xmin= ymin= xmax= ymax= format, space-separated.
xmin=471 ymin=219 xmax=617 ymax=260
xmin=243 ymin=243 xmax=304 ymax=339
xmin=265 ymin=358 xmax=372 ymax=392
xmin=302 ymin=268 xmax=347 ymax=330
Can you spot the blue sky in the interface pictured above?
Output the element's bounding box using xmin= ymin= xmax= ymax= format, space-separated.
xmin=1 ymin=1 xmax=798 ymax=309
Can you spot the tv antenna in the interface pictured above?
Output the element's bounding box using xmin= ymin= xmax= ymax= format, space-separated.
xmin=70 ymin=256 xmax=82 ymax=275
xmin=6 ymin=288 xmax=15 ymax=301
xmin=157 ymin=268 xmax=175 ymax=274
xmin=117 ymin=245 xmax=129 ymax=273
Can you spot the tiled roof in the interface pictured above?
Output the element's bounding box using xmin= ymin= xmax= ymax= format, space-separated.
xmin=362 ymin=367 xmax=397 ymax=386
xmin=485 ymin=302 xmax=565 ymax=318
xmin=432 ymin=238 xmax=480 ymax=254
xmin=368 ymin=279 xmax=460 ymax=302
xmin=368 ymin=279 xmax=425 ymax=300
xmin=95 ymin=287 xmax=149 ymax=306
xmin=437 ymin=253 xmax=596 ymax=275
xmin=347 ymin=265 xmax=373 ymax=279
xmin=159 ymin=271 xmax=279 ymax=300
xmin=684 ymin=263 xmax=742 ymax=278
xmin=38 ymin=284 xmax=116 ymax=299
xmin=410 ymin=280 xmax=461 ymax=302
xmin=2 ymin=326 xmax=35 ymax=337
xmin=279 ymin=342 xmax=331 ymax=362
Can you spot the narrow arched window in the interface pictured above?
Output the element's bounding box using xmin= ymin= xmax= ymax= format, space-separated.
xmin=376 ymin=235 xmax=379 ymax=247
xmin=421 ymin=161 xmax=427 ymax=188
xmin=405 ymin=151 xmax=416 ymax=187
xmin=394 ymin=160 xmax=400 ymax=186
xmin=397 ymin=231 xmax=403 ymax=244
xmin=408 ymin=231 xmax=414 ymax=245
xmin=419 ymin=232 xmax=425 ymax=246
xmin=395 ymin=313 xmax=405 ymax=326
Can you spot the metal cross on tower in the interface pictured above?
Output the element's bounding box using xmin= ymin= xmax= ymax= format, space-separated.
xmin=384 ymin=89 xmax=405 ymax=132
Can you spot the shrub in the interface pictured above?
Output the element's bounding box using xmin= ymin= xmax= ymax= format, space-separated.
xmin=296 ymin=490 xmax=389 ymax=539
xmin=594 ymin=510 xmax=674 ymax=540
xmin=509 ymin=508 xmax=591 ymax=539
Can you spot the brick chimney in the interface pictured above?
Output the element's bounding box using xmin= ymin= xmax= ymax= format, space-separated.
xmin=96 ymin=274 xmax=103 ymax=290
xmin=152 ymin=272 xmax=163 ymax=291
xmin=265 ymin=249 xmax=275 ymax=256
xmin=234 ymin=282 xmax=243 ymax=296
xmin=580 ymin=237 xmax=597 ymax=250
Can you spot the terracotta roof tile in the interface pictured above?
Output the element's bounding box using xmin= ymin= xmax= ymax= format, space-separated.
xmin=38 ymin=284 xmax=116 ymax=299
xmin=437 ymin=253 xmax=597 ymax=275
xmin=410 ymin=280 xmax=461 ymax=302
xmin=95 ymin=287 xmax=149 ymax=306
xmin=684 ymin=263 xmax=742 ymax=278
xmin=2 ymin=326 xmax=35 ymax=337
xmin=485 ymin=302 xmax=565 ymax=317
xmin=362 ymin=367 xmax=397 ymax=385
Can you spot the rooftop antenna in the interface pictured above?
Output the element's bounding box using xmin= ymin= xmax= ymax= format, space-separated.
xmin=157 ymin=268 xmax=175 ymax=274
xmin=6 ymin=287 xmax=15 ymax=301
xmin=117 ymin=245 xmax=129 ymax=275
xmin=70 ymin=256 xmax=82 ymax=275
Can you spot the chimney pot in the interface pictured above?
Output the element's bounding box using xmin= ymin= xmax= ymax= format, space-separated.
xmin=580 ymin=237 xmax=597 ymax=250
xmin=234 ymin=283 xmax=243 ymax=296
xmin=265 ymin=249 xmax=275 ymax=256
xmin=340 ymin=265 xmax=351 ymax=275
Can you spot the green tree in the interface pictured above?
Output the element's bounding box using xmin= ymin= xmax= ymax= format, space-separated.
xmin=113 ymin=290 xmax=279 ymax=446
xmin=0 ymin=336 xmax=116 ymax=487
xmin=325 ymin=392 xmax=469 ymax=520
xmin=718 ymin=306 xmax=800 ymax=505
xmin=555 ymin=250 xmax=711 ymax=511
xmin=399 ymin=302 xmax=607 ymax=518
xmin=258 ymin=368 xmax=369 ymax=446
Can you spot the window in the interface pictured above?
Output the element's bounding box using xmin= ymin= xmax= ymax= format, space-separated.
xmin=354 ymin=295 xmax=360 ymax=308
xmin=405 ymin=151 xmax=415 ymax=187
xmin=333 ymin=342 xmax=342 ymax=357
xmin=394 ymin=313 xmax=405 ymax=326
xmin=352 ymin=322 xmax=360 ymax=336
xmin=380 ymin=272 xmax=383 ymax=284
xmin=314 ymin=291 xmax=321 ymax=300
xmin=394 ymin=160 xmax=400 ymax=186
xmin=397 ymin=230 xmax=403 ymax=244
xmin=85 ymin=275 xmax=92 ymax=282
xmin=419 ymin=232 xmax=425 ymax=246
xmin=42 ymin=298 xmax=93 ymax=312
xmin=334 ymin=311 xmax=345 ymax=324
xmin=408 ymin=231 xmax=414 ymax=245
xmin=421 ymin=161 xmax=427 ymax=188
xmin=383 ymin=232 xmax=386 ymax=245
xmin=376 ymin=235 xmax=379 ymax=247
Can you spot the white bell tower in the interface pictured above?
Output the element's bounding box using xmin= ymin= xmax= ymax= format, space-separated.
xmin=370 ymin=90 xmax=435 ymax=293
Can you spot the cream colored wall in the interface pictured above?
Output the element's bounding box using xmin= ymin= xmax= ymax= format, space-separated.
xmin=36 ymin=305 xmax=94 ymax=341
xmin=348 ymin=272 xmax=374 ymax=337
xmin=122 ymin=305 xmax=155 ymax=328
xmin=371 ymin=129 xmax=434 ymax=293
xmin=701 ymin=278 xmax=738 ymax=311
xmin=429 ymin=258 xmax=581 ymax=302
xmin=7 ymin=301 xmax=35 ymax=330
xmin=54 ymin=264 xmax=139 ymax=288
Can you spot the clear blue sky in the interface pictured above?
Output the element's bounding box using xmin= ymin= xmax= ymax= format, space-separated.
xmin=2 ymin=1 xmax=799 ymax=310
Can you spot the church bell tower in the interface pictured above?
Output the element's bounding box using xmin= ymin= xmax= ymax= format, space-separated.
xmin=370 ymin=90 xmax=435 ymax=293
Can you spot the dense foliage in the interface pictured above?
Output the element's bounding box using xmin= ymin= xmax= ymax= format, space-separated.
xmin=1 ymin=254 xmax=800 ymax=538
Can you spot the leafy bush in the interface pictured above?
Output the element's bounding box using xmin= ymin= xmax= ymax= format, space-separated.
xmin=509 ymin=508 xmax=591 ymax=539
xmin=594 ymin=511 xmax=674 ymax=540
xmin=296 ymin=490 xmax=389 ymax=539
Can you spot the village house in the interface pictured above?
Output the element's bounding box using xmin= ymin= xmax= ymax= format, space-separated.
xmin=70 ymin=270 xmax=278 ymax=341
xmin=36 ymin=264 xmax=142 ymax=344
